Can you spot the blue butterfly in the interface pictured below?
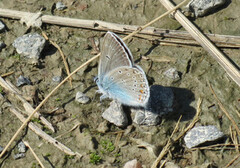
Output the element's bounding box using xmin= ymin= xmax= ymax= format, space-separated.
xmin=95 ymin=32 xmax=150 ymax=107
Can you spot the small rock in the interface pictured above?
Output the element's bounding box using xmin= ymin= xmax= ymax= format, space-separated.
xmin=123 ymin=159 xmax=142 ymax=168
xmin=52 ymin=76 xmax=62 ymax=83
xmin=97 ymin=121 xmax=109 ymax=133
xmin=0 ymin=21 xmax=5 ymax=32
xmin=102 ymin=101 xmax=128 ymax=127
xmin=13 ymin=153 xmax=25 ymax=160
xmin=16 ymin=75 xmax=31 ymax=87
xmin=13 ymin=33 xmax=46 ymax=59
xmin=164 ymin=68 xmax=180 ymax=80
xmin=185 ymin=0 xmax=226 ymax=17
xmin=75 ymin=91 xmax=90 ymax=104
xmin=0 ymin=42 xmax=6 ymax=51
xmin=133 ymin=110 xmax=160 ymax=126
xmin=184 ymin=125 xmax=224 ymax=148
xmin=0 ymin=145 xmax=3 ymax=153
xmin=132 ymin=85 xmax=174 ymax=126
xmin=17 ymin=141 xmax=27 ymax=153
xmin=56 ymin=2 xmax=67 ymax=10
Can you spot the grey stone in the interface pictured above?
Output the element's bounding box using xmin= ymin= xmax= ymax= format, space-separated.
xmin=164 ymin=68 xmax=180 ymax=80
xmin=13 ymin=153 xmax=25 ymax=160
xmin=132 ymin=85 xmax=174 ymax=126
xmin=17 ymin=141 xmax=27 ymax=153
xmin=75 ymin=91 xmax=90 ymax=104
xmin=52 ymin=76 xmax=62 ymax=83
xmin=56 ymin=2 xmax=67 ymax=10
xmin=186 ymin=0 xmax=226 ymax=17
xmin=184 ymin=125 xmax=224 ymax=148
xmin=13 ymin=33 xmax=46 ymax=59
xmin=16 ymin=75 xmax=31 ymax=87
xmin=133 ymin=109 xmax=160 ymax=126
xmin=0 ymin=21 xmax=5 ymax=32
xmin=102 ymin=101 xmax=128 ymax=127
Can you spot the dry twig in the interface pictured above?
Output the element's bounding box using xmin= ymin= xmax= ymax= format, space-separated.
xmin=55 ymin=122 xmax=81 ymax=140
xmin=224 ymin=153 xmax=240 ymax=168
xmin=151 ymin=116 xmax=182 ymax=168
xmin=9 ymin=107 xmax=79 ymax=156
xmin=42 ymin=32 xmax=72 ymax=87
xmin=23 ymin=141 xmax=46 ymax=168
xmin=1 ymin=8 xmax=240 ymax=48
xmin=208 ymin=82 xmax=240 ymax=136
xmin=0 ymin=71 xmax=14 ymax=78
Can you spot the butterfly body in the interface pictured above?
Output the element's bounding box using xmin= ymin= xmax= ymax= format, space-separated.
xmin=96 ymin=32 xmax=150 ymax=107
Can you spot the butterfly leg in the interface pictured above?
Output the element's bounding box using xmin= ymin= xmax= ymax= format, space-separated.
xmin=100 ymin=94 xmax=108 ymax=103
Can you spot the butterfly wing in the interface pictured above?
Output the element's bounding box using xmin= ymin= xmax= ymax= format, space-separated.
xmin=98 ymin=32 xmax=134 ymax=82
xmin=101 ymin=65 xmax=150 ymax=107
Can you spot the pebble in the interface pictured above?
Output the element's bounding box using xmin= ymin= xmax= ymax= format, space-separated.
xmin=123 ymin=159 xmax=142 ymax=168
xmin=0 ymin=21 xmax=5 ymax=32
xmin=184 ymin=125 xmax=224 ymax=148
xmin=133 ymin=110 xmax=160 ymax=126
xmin=164 ymin=68 xmax=180 ymax=80
xmin=17 ymin=141 xmax=27 ymax=153
xmin=52 ymin=76 xmax=62 ymax=83
xmin=56 ymin=2 xmax=67 ymax=10
xmin=132 ymin=85 xmax=174 ymax=126
xmin=12 ymin=33 xmax=46 ymax=59
xmin=75 ymin=91 xmax=90 ymax=104
xmin=13 ymin=153 xmax=26 ymax=160
xmin=185 ymin=0 xmax=226 ymax=17
xmin=0 ymin=42 xmax=6 ymax=51
xmin=102 ymin=101 xmax=128 ymax=127
xmin=16 ymin=75 xmax=32 ymax=87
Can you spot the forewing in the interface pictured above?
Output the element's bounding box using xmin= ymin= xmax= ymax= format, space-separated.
xmin=102 ymin=66 xmax=150 ymax=107
xmin=98 ymin=32 xmax=134 ymax=82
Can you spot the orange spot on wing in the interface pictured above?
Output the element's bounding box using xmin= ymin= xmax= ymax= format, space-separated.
xmin=139 ymin=90 xmax=144 ymax=94
xmin=138 ymin=95 xmax=142 ymax=101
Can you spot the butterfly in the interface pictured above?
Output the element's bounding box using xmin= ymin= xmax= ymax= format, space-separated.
xmin=95 ymin=31 xmax=150 ymax=107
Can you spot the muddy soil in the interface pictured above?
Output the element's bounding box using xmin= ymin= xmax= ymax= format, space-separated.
xmin=0 ymin=0 xmax=240 ymax=167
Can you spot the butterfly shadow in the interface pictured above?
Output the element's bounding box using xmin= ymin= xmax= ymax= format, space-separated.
xmin=145 ymin=85 xmax=196 ymax=122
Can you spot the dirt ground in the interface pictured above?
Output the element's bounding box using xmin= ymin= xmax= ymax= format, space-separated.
xmin=0 ymin=0 xmax=240 ymax=167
